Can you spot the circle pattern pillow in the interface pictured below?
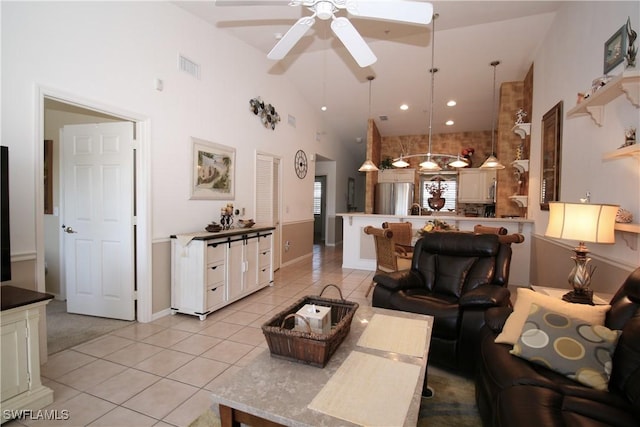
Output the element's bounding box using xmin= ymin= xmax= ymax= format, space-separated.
xmin=510 ymin=303 xmax=621 ymax=391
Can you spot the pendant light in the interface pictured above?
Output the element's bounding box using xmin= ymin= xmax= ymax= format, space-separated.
xmin=480 ymin=60 xmax=505 ymax=170
xmin=419 ymin=13 xmax=441 ymax=172
xmin=358 ymin=75 xmax=380 ymax=172
xmin=392 ymin=142 xmax=410 ymax=167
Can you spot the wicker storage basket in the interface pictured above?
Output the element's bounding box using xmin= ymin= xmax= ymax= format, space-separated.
xmin=261 ymin=284 xmax=359 ymax=368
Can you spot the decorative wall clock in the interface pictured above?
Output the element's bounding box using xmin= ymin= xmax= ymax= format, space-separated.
xmin=294 ymin=150 xmax=308 ymax=179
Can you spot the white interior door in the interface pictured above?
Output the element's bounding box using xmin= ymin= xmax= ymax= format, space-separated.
xmin=62 ymin=122 xmax=135 ymax=320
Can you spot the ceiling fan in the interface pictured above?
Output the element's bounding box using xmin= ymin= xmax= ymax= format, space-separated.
xmin=215 ymin=0 xmax=434 ymax=67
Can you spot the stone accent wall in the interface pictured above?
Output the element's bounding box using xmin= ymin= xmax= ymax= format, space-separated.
xmin=364 ymin=119 xmax=381 ymax=213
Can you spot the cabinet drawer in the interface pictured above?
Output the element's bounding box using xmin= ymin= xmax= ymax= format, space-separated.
xmin=207 ymin=243 xmax=225 ymax=263
xmin=207 ymin=263 xmax=225 ymax=286
xmin=258 ymin=235 xmax=271 ymax=251
xmin=206 ymin=285 xmax=225 ymax=309
xmin=258 ymin=265 xmax=271 ymax=285
xmin=258 ymin=249 xmax=271 ymax=267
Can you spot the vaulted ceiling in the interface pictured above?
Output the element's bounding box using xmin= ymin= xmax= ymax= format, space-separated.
xmin=175 ymin=1 xmax=562 ymax=158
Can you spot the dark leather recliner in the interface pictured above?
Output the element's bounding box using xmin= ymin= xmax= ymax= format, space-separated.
xmin=372 ymin=232 xmax=514 ymax=373
xmin=476 ymin=267 xmax=640 ymax=427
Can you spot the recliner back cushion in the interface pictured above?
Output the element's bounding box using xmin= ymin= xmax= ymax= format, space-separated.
xmin=413 ymin=233 xmax=501 ymax=298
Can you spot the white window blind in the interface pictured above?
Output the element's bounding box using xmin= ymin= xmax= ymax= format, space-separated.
xmin=313 ymin=181 xmax=322 ymax=215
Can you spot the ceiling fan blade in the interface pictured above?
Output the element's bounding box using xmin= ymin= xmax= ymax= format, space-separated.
xmin=267 ymin=16 xmax=316 ymax=60
xmin=346 ymin=0 xmax=433 ymax=25
xmin=215 ymin=1 xmax=292 ymax=6
xmin=331 ymin=17 xmax=377 ymax=67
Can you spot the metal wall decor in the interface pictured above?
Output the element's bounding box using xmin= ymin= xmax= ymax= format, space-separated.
xmin=249 ymin=97 xmax=281 ymax=130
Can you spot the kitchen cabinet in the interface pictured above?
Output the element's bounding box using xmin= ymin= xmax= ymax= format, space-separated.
xmin=1 ymin=287 xmax=54 ymax=423
xmin=171 ymin=227 xmax=274 ymax=320
xmin=377 ymin=169 xmax=415 ymax=183
xmin=457 ymin=169 xmax=496 ymax=203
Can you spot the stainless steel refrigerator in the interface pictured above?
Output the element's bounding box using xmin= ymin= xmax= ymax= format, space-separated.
xmin=375 ymin=182 xmax=414 ymax=215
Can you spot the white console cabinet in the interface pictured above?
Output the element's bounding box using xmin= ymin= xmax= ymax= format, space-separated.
xmin=1 ymin=286 xmax=54 ymax=424
xmin=171 ymin=227 xmax=274 ymax=320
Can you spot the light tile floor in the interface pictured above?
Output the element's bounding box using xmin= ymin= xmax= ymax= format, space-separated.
xmin=7 ymin=245 xmax=374 ymax=427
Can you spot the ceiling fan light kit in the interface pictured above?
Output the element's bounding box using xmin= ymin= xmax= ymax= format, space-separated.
xmin=223 ymin=1 xmax=433 ymax=68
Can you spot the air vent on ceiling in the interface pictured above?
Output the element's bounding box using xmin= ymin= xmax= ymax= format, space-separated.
xmin=178 ymin=54 xmax=200 ymax=79
xmin=379 ymin=115 xmax=389 ymax=121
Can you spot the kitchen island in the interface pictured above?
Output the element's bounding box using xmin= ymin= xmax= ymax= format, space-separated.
xmin=337 ymin=213 xmax=534 ymax=286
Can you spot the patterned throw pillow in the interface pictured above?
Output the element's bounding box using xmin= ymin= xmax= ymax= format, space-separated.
xmin=510 ymin=303 xmax=621 ymax=391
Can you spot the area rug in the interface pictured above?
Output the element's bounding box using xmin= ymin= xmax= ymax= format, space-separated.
xmin=47 ymin=299 xmax=134 ymax=355
xmin=189 ymin=366 xmax=480 ymax=426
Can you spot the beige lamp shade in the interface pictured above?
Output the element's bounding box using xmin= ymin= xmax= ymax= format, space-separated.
xmin=358 ymin=159 xmax=379 ymax=172
xmin=545 ymin=202 xmax=618 ymax=244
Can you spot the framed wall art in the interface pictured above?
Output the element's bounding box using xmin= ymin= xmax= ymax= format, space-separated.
xmin=190 ymin=137 xmax=235 ymax=200
xmin=603 ymin=25 xmax=626 ymax=74
xmin=540 ymin=101 xmax=563 ymax=211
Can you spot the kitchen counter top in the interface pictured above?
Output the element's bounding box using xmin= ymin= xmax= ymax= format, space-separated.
xmin=337 ymin=212 xmax=533 ymax=223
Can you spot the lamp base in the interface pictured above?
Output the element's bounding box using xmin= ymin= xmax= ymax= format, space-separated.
xmin=562 ymin=289 xmax=594 ymax=305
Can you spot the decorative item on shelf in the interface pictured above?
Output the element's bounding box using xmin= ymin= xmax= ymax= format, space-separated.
xmin=515 ymin=108 xmax=527 ymax=124
xmin=591 ymin=75 xmax=612 ymax=95
xmin=544 ymin=202 xmax=619 ymax=305
xmin=205 ymin=222 xmax=222 ymax=233
xmin=626 ymin=16 xmax=637 ymax=68
xmin=238 ymin=219 xmax=256 ymax=228
xmin=621 ymin=127 xmax=637 ymax=147
xmin=220 ymin=203 xmax=234 ymax=230
xmin=249 ymin=97 xmax=281 ymax=130
xmin=379 ymin=157 xmax=393 ymax=170
xmin=616 ymin=208 xmax=633 ymax=224
xmin=425 ymin=177 xmax=447 ymax=211
xmin=515 ymin=144 xmax=524 ymax=160
xmin=418 ymin=219 xmax=454 ymax=235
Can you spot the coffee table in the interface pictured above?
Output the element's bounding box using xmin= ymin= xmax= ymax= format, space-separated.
xmin=211 ymin=306 xmax=433 ymax=427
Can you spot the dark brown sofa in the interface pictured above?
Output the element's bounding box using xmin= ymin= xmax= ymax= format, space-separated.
xmin=476 ymin=267 xmax=640 ymax=427
xmin=371 ymin=232 xmax=514 ymax=373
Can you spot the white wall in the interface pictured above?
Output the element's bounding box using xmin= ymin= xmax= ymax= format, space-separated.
xmin=1 ymin=2 xmax=357 ymax=262
xmin=529 ymin=1 xmax=640 ymax=268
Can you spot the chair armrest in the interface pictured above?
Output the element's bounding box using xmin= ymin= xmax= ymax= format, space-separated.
xmin=484 ymin=306 xmax=513 ymax=333
xmin=395 ymin=243 xmax=413 ymax=257
xmin=373 ymin=270 xmax=421 ymax=292
xmin=459 ymin=285 xmax=511 ymax=309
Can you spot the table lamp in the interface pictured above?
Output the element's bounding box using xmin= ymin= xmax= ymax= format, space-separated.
xmin=545 ymin=202 xmax=619 ymax=304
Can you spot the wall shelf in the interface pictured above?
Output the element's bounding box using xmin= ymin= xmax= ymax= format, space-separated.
xmin=566 ymin=71 xmax=640 ymax=126
xmin=511 ymin=159 xmax=529 ymax=173
xmin=603 ymin=143 xmax=640 ymax=160
xmin=509 ymin=195 xmax=528 ymax=208
xmin=615 ymin=222 xmax=640 ymax=233
xmin=511 ymin=123 xmax=531 ymax=139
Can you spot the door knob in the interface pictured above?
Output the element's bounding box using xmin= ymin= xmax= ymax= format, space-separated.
xmin=62 ymin=225 xmax=77 ymax=234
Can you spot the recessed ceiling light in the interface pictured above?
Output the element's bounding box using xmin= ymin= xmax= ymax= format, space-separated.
xmin=445 ymin=120 xmax=454 ymax=126
xmin=447 ymin=100 xmax=457 ymax=107
xmin=400 ymin=104 xmax=409 ymax=111
xmin=321 ymin=105 xmax=327 ymax=111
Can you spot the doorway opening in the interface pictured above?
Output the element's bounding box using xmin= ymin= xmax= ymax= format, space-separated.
xmin=36 ymin=88 xmax=152 ymax=329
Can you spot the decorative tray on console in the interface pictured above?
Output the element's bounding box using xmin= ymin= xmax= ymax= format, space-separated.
xmin=261 ymin=284 xmax=359 ymax=368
